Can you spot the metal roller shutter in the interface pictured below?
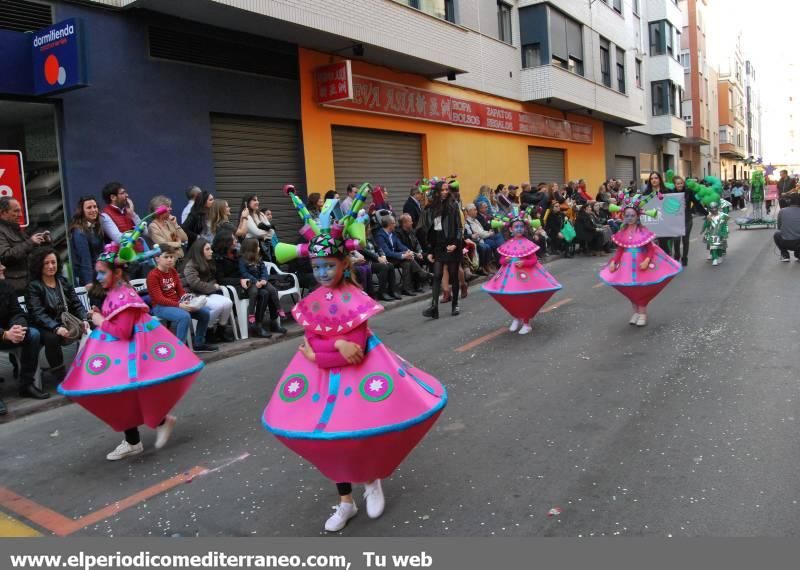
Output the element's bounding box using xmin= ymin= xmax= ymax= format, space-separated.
xmin=332 ymin=126 xmax=423 ymax=212
xmin=614 ymin=155 xmax=635 ymax=184
xmin=210 ymin=114 xmax=305 ymax=242
xmin=528 ymin=147 xmax=565 ymax=186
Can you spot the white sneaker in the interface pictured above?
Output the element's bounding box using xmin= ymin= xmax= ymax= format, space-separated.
xmin=509 ymin=319 xmax=520 ymax=332
xmin=324 ymin=501 xmax=358 ymax=532
xmin=629 ymin=313 xmax=640 ymax=325
xmin=363 ymin=480 xmax=385 ymax=519
xmin=712 ymin=258 xmax=719 ymax=266
xmin=155 ymin=415 xmax=177 ymax=450
xmin=106 ymin=439 xmax=144 ymax=461
xmin=636 ymin=314 xmax=647 ymax=327
xmin=518 ymin=324 xmax=533 ymax=335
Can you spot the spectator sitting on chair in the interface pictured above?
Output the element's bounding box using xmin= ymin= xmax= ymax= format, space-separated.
xmin=146 ymin=245 xmax=217 ymax=353
xmin=0 ymin=197 xmax=49 ymax=295
xmin=403 ymin=186 xmax=424 ymax=228
xmin=240 ymin=195 xmax=274 ymax=261
xmin=341 ymin=184 xmax=358 ymax=215
xmin=209 ymin=199 xmax=247 ymax=240
xmin=181 ymin=186 xmax=201 ymax=225
xmin=364 ymin=224 xmax=399 ymax=302
xmin=375 ymin=215 xmax=428 ymax=296
xmin=148 ymin=195 xmax=188 ymax=264
xmin=0 ymin=260 xmax=47 ymax=409
xmin=238 ymin=237 xmax=287 ymax=338
xmin=182 ymin=190 xmax=215 ymax=248
xmin=397 ymin=212 xmax=429 ymax=273
xmin=774 ymin=192 xmax=800 ymax=262
xmin=26 ymin=247 xmax=89 ymax=383
xmin=99 ymin=182 xmax=142 ymax=247
xmin=182 ymin=238 xmax=235 ymax=343
xmin=69 ymin=195 xmax=105 ymax=289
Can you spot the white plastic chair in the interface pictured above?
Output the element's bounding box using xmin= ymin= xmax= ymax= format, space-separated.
xmin=264 ymin=262 xmax=301 ymax=309
xmin=220 ymin=285 xmax=249 ymax=340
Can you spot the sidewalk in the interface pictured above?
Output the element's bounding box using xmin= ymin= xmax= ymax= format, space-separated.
xmin=0 ymin=279 xmax=488 ymax=423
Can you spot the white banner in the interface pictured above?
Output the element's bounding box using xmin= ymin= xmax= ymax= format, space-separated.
xmin=638 ymin=192 xmax=686 ymax=237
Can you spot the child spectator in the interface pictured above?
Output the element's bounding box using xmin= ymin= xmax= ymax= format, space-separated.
xmin=146 ymin=245 xmax=217 ymax=353
xmin=238 ymin=238 xmax=287 ymax=338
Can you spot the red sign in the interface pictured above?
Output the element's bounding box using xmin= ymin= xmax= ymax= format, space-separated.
xmin=321 ymin=75 xmax=593 ymax=144
xmin=315 ymin=61 xmax=354 ymax=104
xmin=0 ymin=151 xmax=29 ymax=227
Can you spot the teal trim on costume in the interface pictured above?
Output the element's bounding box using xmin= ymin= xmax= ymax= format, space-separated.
xmin=57 ymin=362 xmax=205 ymax=397
xmin=263 ymin=387 xmax=448 ymax=441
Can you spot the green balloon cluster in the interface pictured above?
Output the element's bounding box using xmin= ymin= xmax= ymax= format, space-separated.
xmin=664 ymin=169 xmax=676 ymax=191
xmin=686 ymin=176 xmax=722 ymax=207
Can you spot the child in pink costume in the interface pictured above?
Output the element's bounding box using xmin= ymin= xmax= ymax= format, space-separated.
xmin=598 ymin=205 xmax=682 ymax=326
xmin=59 ymin=243 xmax=204 ymax=461
xmin=482 ymin=208 xmax=562 ymax=335
xmin=262 ymin=185 xmax=447 ymax=533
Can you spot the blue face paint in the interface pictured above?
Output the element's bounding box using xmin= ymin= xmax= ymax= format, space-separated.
xmin=96 ymin=271 xmax=108 ymax=284
xmin=512 ymin=222 xmax=525 ymax=236
xmin=311 ymin=258 xmax=342 ymax=287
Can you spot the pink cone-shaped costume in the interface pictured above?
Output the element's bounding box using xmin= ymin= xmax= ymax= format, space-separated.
xmin=262 ymin=283 xmax=447 ymax=483
xmin=58 ymin=283 xmax=204 ymax=431
xmin=598 ymin=224 xmax=682 ymax=306
xmin=482 ymin=237 xmax=562 ymax=322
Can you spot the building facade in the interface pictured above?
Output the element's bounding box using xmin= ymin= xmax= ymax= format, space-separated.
xmin=717 ymin=32 xmax=747 ymax=181
xmin=678 ymin=0 xmax=719 ymax=179
xmin=1 ymin=0 xmax=693 ymax=275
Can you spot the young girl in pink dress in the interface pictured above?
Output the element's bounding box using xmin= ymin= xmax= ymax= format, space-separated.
xmin=599 ymin=202 xmax=682 ymax=327
xmin=482 ymin=207 xmax=562 ymax=335
xmin=58 ymin=243 xmax=204 ymax=461
xmin=262 ymin=185 xmax=447 ymax=532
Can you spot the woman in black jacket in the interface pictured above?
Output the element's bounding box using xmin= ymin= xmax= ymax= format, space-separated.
xmin=423 ymin=180 xmax=463 ymax=319
xmin=182 ymin=191 xmax=215 ymax=248
xmin=26 ymin=247 xmax=88 ymax=381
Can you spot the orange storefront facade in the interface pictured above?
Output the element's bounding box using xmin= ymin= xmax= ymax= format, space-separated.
xmin=299 ymin=49 xmax=606 ymax=204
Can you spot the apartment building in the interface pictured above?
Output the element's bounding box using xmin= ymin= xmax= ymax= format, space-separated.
xmin=678 ymin=0 xmax=719 ymax=178
xmin=744 ymin=59 xmax=763 ymax=168
xmin=717 ymin=32 xmax=747 ymax=181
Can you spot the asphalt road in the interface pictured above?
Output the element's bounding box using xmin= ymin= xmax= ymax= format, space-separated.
xmin=1 ymin=219 xmax=799 ymax=537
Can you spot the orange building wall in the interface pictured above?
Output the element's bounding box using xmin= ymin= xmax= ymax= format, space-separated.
xmin=718 ymin=82 xmax=732 ymax=126
xmin=299 ymin=49 xmax=606 ymax=203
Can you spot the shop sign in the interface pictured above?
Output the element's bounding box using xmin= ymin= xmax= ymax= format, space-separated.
xmin=315 ymin=61 xmax=354 ymax=104
xmin=31 ymin=18 xmax=88 ymax=96
xmin=0 ymin=151 xmax=30 ymax=227
xmin=322 ymin=75 xmax=593 ymax=144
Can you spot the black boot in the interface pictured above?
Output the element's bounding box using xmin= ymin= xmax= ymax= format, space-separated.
xmin=269 ymin=319 xmax=288 ymax=334
xmin=451 ymin=279 xmax=461 ymax=316
xmin=424 ymin=276 xmax=440 ymax=319
xmin=19 ymin=384 xmax=50 ymax=400
xmin=221 ymin=324 xmax=236 ymax=342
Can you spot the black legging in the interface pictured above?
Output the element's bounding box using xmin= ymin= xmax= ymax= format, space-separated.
xmin=246 ymin=283 xmax=279 ymax=322
xmin=124 ymin=418 xmax=166 ymax=445
xmin=39 ymin=328 xmax=69 ymax=370
xmin=672 ymin=216 xmax=693 ymax=262
xmin=336 ymin=483 xmax=352 ymax=496
xmin=430 ymin=257 xmax=461 ymax=310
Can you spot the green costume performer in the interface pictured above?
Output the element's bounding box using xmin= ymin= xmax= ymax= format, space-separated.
xmin=702 ymin=202 xmax=729 ymax=266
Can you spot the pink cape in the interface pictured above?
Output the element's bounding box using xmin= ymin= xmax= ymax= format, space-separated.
xmin=599 ymin=225 xmax=682 ymax=307
xmin=262 ymin=283 xmax=447 ymax=483
xmin=58 ymin=284 xmax=204 ymax=431
xmin=482 ymin=237 xmax=562 ymax=321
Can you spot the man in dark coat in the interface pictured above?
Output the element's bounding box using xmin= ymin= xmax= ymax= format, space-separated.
xmin=402 ymin=187 xmax=423 ymax=228
xmin=0 ymin=261 xmax=48 ymax=413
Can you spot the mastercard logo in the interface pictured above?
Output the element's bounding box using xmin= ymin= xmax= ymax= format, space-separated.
xmin=44 ymin=54 xmax=67 ymax=86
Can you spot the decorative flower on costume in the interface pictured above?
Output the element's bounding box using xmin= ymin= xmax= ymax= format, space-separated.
xmin=262 ymin=184 xmax=447 ymax=483
xmin=58 ymin=238 xmax=204 ymax=431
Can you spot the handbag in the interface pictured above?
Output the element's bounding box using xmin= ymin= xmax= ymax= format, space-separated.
xmin=561 ymin=220 xmax=576 ymax=243
xmin=57 ymin=281 xmax=84 ymax=341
